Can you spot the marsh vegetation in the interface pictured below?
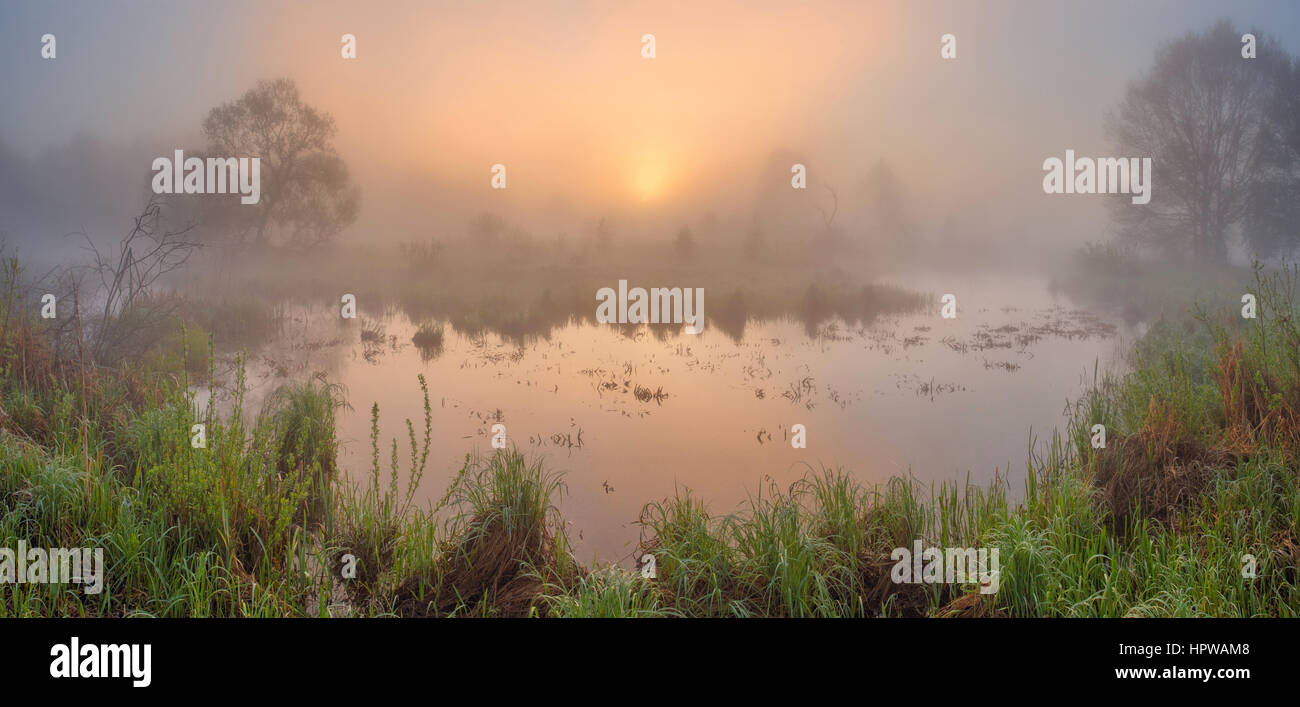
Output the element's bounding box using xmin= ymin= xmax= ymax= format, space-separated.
xmin=3 ymin=240 xmax=1296 ymax=616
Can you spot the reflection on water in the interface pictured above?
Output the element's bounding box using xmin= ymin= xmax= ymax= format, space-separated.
xmin=236 ymin=271 xmax=1135 ymax=563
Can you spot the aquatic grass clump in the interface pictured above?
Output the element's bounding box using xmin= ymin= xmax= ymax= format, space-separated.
xmin=532 ymin=565 xmax=676 ymax=618
xmin=329 ymin=374 xmax=432 ymax=607
xmin=725 ymin=482 xmax=859 ymax=617
xmin=262 ymin=373 xmax=348 ymax=517
xmin=636 ymin=492 xmax=740 ymax=616
xmin=638 ymin=472 xmax=948 ymax=617
xmin=411 ymin=320 xmax=445 ymax=361
xmin=392 ymin=447 xmax=575 ymax=617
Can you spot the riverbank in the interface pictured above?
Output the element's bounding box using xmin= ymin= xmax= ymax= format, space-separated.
xmin=1 ymin=257 xmax=1297 ymax=617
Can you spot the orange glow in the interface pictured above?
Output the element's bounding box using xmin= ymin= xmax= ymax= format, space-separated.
xmin=628 ymin=151 xmax=674 ymax=203
xmin=251 ymin=1 xmax=897 ymax=216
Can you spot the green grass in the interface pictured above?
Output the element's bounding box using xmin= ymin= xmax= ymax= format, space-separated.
xmin=0 ymin=252 xmax=1297 ymax=617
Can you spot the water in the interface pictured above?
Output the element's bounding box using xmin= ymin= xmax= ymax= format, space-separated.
xmin=238 ymin=270 xmax=1135 ymax=563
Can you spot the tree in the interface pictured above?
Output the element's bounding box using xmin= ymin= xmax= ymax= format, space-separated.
xmin=1108 ymin=20 xmax=1294 ymax=263
xmin=468 ymin=211 xmax=507 ymax=246
xmin=201 ymin=78 xmax=359 ymax=248
xmin=864 ymin=160 xmax=911 ymax=243
xmin=80 ymin=196 xmax=201 ymax=364
xmin=814 ymin=181 xmax=839 ymax=232
xmin=1244 ymin=54 xmax=1300 ymax=258
xmin=673 ymin=226 xmax=696 ymax=257
xmin=595 ymin=216 xmax=613 ymax=251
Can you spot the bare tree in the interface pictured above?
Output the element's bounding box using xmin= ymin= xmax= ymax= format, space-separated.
xmin=1108 ymin=20 xmax=1293 ymax=263
xmin=80 ymin=196 xmax=201 ymax=363
xmin=814 ymin=181 xmax=839 ymax=231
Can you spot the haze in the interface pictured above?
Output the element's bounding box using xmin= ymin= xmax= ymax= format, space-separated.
xmin=5 ymin=0 xmax=1300 ymax=261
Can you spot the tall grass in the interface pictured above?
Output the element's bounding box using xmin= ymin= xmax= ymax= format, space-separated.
xmin=1 ymin=251 xmax=1297 ymax=617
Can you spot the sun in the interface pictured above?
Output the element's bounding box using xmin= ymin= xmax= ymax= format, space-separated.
xmin=628 ymin=158 xmax=672 ymax=203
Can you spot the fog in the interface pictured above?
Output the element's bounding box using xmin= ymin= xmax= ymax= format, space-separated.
xmin=5 ymin=0 xmax=1299 ymax=267
xmin=4 ymin=0 xmax=1300 ymax=609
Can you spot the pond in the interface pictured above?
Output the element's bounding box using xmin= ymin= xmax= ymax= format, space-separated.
xmin=236 ymin=269 xmax=1138 ymax=564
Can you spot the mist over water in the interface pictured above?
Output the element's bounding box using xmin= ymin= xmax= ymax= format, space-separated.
xmin=217 ymin=266 xmax=1130 ymax=562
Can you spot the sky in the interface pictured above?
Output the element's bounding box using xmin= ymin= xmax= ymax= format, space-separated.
xmin=3 ymin=0 xmax=1300 ymax=253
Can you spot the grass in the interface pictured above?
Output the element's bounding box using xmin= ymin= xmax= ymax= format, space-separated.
xmin=0 ymin=247 xmax=1297 ymax=617
xmin=410 ymin=321 xmax=445 ymax=361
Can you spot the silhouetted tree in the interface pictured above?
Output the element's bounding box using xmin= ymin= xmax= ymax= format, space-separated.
xmin=202 ymin=78 xmax=359 ymax=249
xmin=468 ymin=211 xmax=507 ymax=245
xmin=1108 ymin=20 xmax=1294 ymax=263
xmin=595 ymin=216 xmax=613 ymax=251
xmin=674 ymin=226 xmax=696 ymax=257
xmin=1244 ymin=52 xmax=1300 ymax=258
xmin=863 ymin=160 xmax=911 ymax=247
